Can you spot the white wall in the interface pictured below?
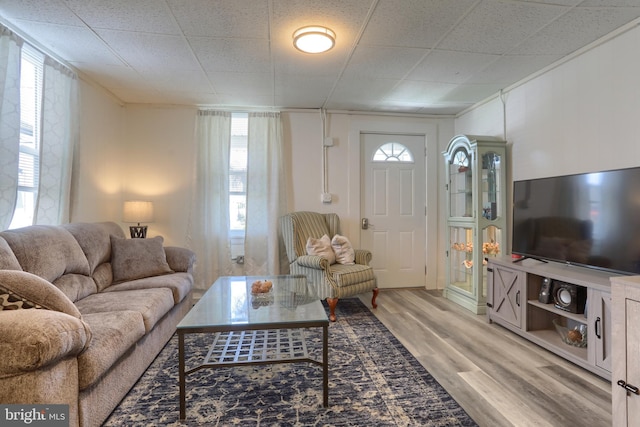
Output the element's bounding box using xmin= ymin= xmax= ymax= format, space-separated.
xmin=122 ymin=105 xmax=197 ymax=247
xmin=456 ymin=24 xmax=640 ymax=182
xmin=71 ymin=80 xmax=124 ymax=223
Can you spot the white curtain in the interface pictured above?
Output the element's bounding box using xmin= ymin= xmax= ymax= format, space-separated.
xmin=0 ymin=26 xmax=22 ymax=229
xmin=244 ymin=112 xmax=288 ymax=275
xmin=34 ymin=57 xmax=78 ymax=225
xmin=188 ymin=110 xmax=233 ymax=294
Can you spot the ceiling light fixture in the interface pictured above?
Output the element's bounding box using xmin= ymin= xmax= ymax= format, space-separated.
xmin=293 ymin=26 xmax=336 ymax=54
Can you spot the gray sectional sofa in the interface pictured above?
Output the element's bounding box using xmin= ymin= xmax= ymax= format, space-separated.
xmin=0 ymin=221 xmax=195 ymax=427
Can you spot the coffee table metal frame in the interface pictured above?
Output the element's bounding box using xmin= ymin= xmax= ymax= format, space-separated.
xmin=177 ymin=276 xmax=329 ymax=420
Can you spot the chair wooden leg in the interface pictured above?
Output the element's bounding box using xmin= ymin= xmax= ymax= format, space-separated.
xmin=371 ymin=288 xmax=379 ymax=309
xmin=327 ymin=297 xmax=338 ymax=322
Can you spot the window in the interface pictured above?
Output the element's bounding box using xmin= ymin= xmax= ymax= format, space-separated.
xmin=372 ymin=142 xmax=414 ymax=162
xmin=9 ymin=45 xmax=43 ymax=229
xmin=229 ymin=113 xmax=248 ymax=233
xmin=229 ymin=113 xmax=248 ymax=260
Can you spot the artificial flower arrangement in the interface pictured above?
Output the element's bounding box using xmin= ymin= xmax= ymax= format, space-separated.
xmin=452 ymin=240 xmax=500 ymax=268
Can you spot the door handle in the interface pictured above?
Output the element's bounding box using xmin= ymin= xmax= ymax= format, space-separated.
xmin=617 ymin=380 xmax=640 ymax=395
xmin=361 ymin=218 xmax=369 ymax=230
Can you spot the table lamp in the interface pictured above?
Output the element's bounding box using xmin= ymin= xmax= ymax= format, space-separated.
xmin=123 ymin=200 xmax=154 ymax=238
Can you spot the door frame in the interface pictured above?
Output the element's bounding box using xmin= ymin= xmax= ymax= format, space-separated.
xmin=347 ymin=116 xmax=440 ymax=290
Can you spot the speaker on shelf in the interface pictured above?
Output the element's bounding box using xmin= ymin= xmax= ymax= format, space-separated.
xmin=553 ymin=281 xmax=587 ymax=314
xmin=538 ymin=277 xmax=553 ymax=304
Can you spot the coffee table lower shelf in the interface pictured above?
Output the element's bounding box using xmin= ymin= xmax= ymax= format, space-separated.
xmin=178 ymin=327 xmax=328 ymax=419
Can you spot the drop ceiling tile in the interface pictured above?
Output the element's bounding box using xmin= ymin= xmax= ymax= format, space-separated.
xmin=168 ymin=0 xmax=269 ymax=38
xmin=341 ymin=46 xmax=427 ymax=79
xmin=388 ymin=80 xmax=459 ymax=103
xmin=417 ymin=104 xmax=470 ymax=115
xmin=206 ymin=72 xmax=273 ymax=97
xmin=579 ymin=0 xmax=640 ymax=5
xmin=0 ymin=0 xmax=83 ymax=26
xmin=441 ymin=83 xmax=506 ymax=103
xmin=273 ymin=44 xmax=347 ymax=78
xmin=408 ymin=50 xmax=500 ymax=83
xmin=465 ymin=54 xmax=564 ymax=85
xmin=146 ymin=70 xmax=213 ymax=94
xmin=189 ymin=37 xmax=271 ymax=73
xmin=329 ymin=77 xmax=398 ymax=103
xmin=275 ymin=74 xmax=335 ymax=108
xmin=96 ymin=30 xmax=200 ymax=70
xmin=438 ymin=0 xmax=569 ymax=54
xmin=64 ymin=0 xmax=181 ymax=34
xmin=10 ymin=20 xmax=123 ymax=66
xmin=159 ymin=90 xmax=221 ymax=106
xmin=270 ymin=0 xmax=372 ymax=30
xmin=215 ymin=93 xmax=275 ymax=108
xmin=511 ymin=6 xmax=640 ymax=55
xmin=359 ymin=0 xmax=477 ymax=48
xmin=74 ymin=63 xmax=156 ymax=90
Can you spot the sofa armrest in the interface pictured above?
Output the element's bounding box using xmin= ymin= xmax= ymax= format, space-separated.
xmin=0 ymin=309 xmax=91 ymax=377
xmin=295 ymin=255 xmax=331 ymax=270
xmin=164 ymin=246 xmax=196 ymax=274
xmin=354 ymin=249 xmax=372 ymax=265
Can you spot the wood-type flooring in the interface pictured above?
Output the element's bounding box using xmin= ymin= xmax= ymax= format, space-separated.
xmin=357 ymin=289 xmax=611 ymax=427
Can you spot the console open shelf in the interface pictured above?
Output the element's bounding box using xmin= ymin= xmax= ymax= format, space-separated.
xmin=487 ymin=256 xmax=616 ymax=380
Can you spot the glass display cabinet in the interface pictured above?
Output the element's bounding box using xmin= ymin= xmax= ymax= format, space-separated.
xmin=443 ymin=135 xmax=507 ymax=314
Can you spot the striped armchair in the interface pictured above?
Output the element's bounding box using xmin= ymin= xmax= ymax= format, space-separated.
xmin=280 ymin=211 xmax=378 ymax=321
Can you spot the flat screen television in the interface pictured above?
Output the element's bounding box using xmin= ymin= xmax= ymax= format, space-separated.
xmin=512 ymin=167 xmax=640 ymax=275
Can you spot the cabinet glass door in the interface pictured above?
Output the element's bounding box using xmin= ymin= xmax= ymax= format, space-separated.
xmin=449 ymin=225 xmax=474 ymax=293
xmin=481 ymin=151 xmax=502 ymax=221
xmin=449 ymin=147 xmax=472 ymax=218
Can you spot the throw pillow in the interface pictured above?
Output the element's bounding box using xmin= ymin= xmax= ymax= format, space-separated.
xmin=0 ymin=270 xmax=81 ymax=317
xmin=331 ymin=234 xmax=355 ymax=265
xmin=110 ymin=235 xmax=174 ymax=284
xmin=306 ymin=234 xmax=336 ymax=264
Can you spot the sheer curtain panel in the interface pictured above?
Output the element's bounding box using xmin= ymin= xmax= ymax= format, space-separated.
xmin=244 ymin=112 xmax=288 ymax=275
xmin=188 ymin=110 xmax=233 ymax=294
xmin=0 ymin=26 xmax=22 ymax=229
xmin=34 ymin=57 xmax=78 ymax=225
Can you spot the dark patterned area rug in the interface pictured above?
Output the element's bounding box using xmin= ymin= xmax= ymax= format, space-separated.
xmin=104 ymin=299 xmax=477 ymax=426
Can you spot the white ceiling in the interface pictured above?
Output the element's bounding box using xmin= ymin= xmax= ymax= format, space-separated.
xmin=1 ymin=0 xmax=640 ymax=115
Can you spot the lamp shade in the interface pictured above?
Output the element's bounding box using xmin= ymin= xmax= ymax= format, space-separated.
xmin=293 ymin=26 xmax=335 ymax=54
xmin=123 ymin=201 xmax=154 ymax=223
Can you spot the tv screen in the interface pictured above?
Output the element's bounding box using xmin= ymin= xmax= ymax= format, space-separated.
xmin=512 ymin=167 xmax=640 ymax=275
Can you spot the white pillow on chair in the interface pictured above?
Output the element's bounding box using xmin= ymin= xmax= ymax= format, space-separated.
xmin=331 ymin=234 xmax=355 ymax=265
xmin=306 ymin=234 xmax=336 ymax=264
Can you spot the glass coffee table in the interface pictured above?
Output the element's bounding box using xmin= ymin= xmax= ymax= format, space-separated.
xmin=177 ymin=275 xmax=329 ymax=420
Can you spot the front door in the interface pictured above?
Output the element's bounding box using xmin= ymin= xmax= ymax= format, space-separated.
xmin=360 ymin=133 xmax=426 ymax=289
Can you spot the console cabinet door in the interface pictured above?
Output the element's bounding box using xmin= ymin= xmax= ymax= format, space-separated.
xmin=488 ymin=265 xmax=523 ymax=329
xmin=588 ymin=289 xmax=611 ymax=372
xmin=612 ymin=277 xmax=640 ymax=427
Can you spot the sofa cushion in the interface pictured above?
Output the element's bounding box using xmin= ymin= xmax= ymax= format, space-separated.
xmin=0 ymin=226 xmax=90 ymax=283
xmin=0 ymin=237 xmax=21 ymax=270
xmin=0 ymin=309 xmax=91 ymax=377
xmin=77 ymin=311 xmax=146 ymax=390
xmin=103 ymin=272 xmax=192 ymax=304
xmin=75 ymin=288 xmax=175 ymax=332
xmin=110 ymin=236 xmax=174 ymax=284
xmin=330 ymin=263 xmax=376 ymax=287
xmin=306 ymin=234 xmax=336 ymax=264
xmin=63 ymin=222 xmax=124 ymax=275
xmin=0 ymin=270 xmax=81 ymax=317
xmin=52 ymin=274 xmax=98 ymax=303
xmin=331 ymin=234 xmax=355 ymax=265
